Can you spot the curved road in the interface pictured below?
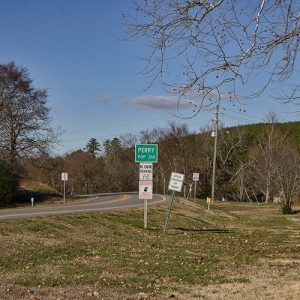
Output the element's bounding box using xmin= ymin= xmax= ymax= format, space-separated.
xmin=0 ymin=193 xmax=167 ymax=220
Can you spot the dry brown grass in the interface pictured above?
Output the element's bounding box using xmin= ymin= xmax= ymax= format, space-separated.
xmin=0 ymin=198 xmax=299 ymax=299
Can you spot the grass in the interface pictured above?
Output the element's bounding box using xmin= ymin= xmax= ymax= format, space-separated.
xmin=0 ymin=197 xmax=299 ymax=298
xmin=20 ymin=180 xmax=59 ymax=194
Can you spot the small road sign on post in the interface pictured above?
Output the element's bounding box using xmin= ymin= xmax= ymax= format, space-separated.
xmin=193 ymin=173 xmax=199 ymax=181
xmin=139 ymin=180 xmax=153 ymax=200
xmin=139 ymin=180 xmax=153 ymax=230
xmin=135 ymin=145 xmax=158 ymax=230
xmin=135 ymin=144 xmax=158 ymax=163
xmin=139 ymin=163 xmax=153 ymax=181
xmin=168 ymin=172 xmax=185 ymax=192
xmin=193 ymin=173 xmax=199 ymax=201
xmin=164 ymin=172 xmax=185 ymax=234
xmin=61 ymin=172 xmax=68 ymax=204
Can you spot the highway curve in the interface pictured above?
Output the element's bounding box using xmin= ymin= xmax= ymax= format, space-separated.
xmin=0 ymin=193 xmax=166 ymax=220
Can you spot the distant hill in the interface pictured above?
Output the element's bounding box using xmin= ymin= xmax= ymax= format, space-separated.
xmin=223 ymin=121 xmax=300 ymax=148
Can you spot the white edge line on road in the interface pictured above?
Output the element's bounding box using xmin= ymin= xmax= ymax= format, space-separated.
xmin=0 ymin=196 xmax=167 ymax=219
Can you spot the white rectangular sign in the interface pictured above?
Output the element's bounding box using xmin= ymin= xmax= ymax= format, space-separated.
xmin=139 ymin=163 xmax=153 ymax=181
xmin=61 ymin=172 xmax=68 ymax=181
xmin=193 ymin=173 xmax=200 ymax=181
xmin=139 ymin=180 xmax=153 ymax=200
xmin=168 ymin=172 xmax=185 ymax=192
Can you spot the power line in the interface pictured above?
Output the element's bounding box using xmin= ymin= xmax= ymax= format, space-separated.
xmin=222 ymin=107 xmax=262 ymax=121
xmin=220 ymin=112 xmax=254 ymax=123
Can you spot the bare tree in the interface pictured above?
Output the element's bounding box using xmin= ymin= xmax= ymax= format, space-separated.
xmin=0 ymin=62 xmax=59 ymax=172
xmin=236 ymin=114 xmax=285 ymax=203
xmin=126 ymin=0 xmax=300 ymax=107
xmin=273 ymin=144 xmax=300 ymax=213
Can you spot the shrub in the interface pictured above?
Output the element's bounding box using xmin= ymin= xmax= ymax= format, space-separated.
xmin=282 ymin=204 xmax=292 ymax=215
xmin=0 ymin=164 xmax=18 ymax=204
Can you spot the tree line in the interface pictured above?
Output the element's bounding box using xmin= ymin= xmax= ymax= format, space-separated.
xmin=1 ymin=62 xmax=300 ymax=213
xmin=0 ymin=62 xmax=59 ymax=204
xmin=25 ymin=117 xmax=300 ymax=213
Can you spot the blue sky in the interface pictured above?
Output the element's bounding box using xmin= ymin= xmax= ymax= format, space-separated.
xmin=0 ymin=0 xmax=298 ymax=155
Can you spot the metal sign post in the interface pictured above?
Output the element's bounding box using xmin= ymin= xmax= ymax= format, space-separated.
xmin=139 ymin=180 xmax=153 ymax=229
xmin=136 ymin=145 xmax=158 ymax=230
xmin=144 ymin=199 xmax=148 ymax=229
xmin=163 ymin=172 xmax=185 ymax=234
xmin=186 ymin=184 xmax=192 ymax=199
xmin=193 ymin=173 xmax=199 ymax=201
xmin=163 ymin=191 xmax=175 ymax=234
xmin=64 ymin=180 xmax=66 ymax=204
xmin=61 ymin=172 xmax=68 ymax=204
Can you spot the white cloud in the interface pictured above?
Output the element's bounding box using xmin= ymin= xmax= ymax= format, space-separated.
xmin=125 ymin=95 xmax=193 ymax=110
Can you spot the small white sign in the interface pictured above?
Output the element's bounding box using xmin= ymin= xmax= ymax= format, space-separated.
xmin=139 ymin=180 xmax=153 ymax=200
xmin=61 ymin=172 xmax=68 ymax=181
xmin=139 ymin=163 xmax=153 ymax=181
xmin=168 ymin=172 xmax=185 ymax=192
xmin=193 ymin=173 xmax=200 ymax=181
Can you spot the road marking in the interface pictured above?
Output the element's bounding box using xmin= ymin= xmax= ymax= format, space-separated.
xmin=68 ymin=195 xmax=132 ymax=208
xmin=0 ymin=196 xmax=166 ymax=219
xmin=0 ymin=194 xmax=132 ymax=213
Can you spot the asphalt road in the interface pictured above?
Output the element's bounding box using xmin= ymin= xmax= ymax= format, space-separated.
xmin=0 ymin=193 xmax=167 ymax=220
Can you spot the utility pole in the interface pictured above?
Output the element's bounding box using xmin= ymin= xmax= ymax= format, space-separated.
xmin=211 ymin=104 xmax=219 ymax=205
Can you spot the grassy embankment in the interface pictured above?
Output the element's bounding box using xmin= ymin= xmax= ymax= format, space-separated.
xmin=0 ymin=196 xmax=299 ymax=299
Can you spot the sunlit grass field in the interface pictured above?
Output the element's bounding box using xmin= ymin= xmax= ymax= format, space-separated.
xmin=0 ymin=198 xmax=299 ymax=299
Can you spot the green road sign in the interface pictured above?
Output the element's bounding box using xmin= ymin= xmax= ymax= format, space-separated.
xmin=135 ymin=144 xmax=158 ymax=163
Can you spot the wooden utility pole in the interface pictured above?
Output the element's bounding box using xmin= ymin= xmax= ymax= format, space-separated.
xmin=211 ymin=104 xmax=220 ymax=205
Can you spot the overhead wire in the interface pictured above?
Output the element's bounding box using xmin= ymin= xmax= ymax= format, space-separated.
xmin=222 ymin=107 xmax=262 ymax=121
xmin=220 ymin=112 xmax=254 ymax=123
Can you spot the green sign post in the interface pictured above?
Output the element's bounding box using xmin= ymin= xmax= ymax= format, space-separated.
xmin=135 ymin=144 xmax=158 ymax=163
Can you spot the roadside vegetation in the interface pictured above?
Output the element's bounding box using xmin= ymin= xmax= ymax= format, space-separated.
xmin=0 ymin=164 xmax=17 ymax=205
xmin=0 ymin=198 xmax=299 ymax=299
xmin=1 ymin=64 xmax=300 ymax=213
xmin=24 ymin=118 xmax=300 ymax=213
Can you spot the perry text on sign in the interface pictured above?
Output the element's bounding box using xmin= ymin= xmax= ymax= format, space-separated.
xmin=135 ymin=144 xmax=158 ymax=163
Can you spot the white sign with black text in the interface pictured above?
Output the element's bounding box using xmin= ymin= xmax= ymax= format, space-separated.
xmin=61 ymin=172 xmax=68 ymax=181
xmin=193 ymin=173 xmax=200 ymax=181
xmin=139 ymin=163 xmax=153 ymax=181
xmin=168 ymin=172 xmax=185 ymax=192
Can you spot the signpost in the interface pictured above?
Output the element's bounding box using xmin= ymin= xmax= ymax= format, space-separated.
xmin=168 ymin=172 xmax=185 ymax=192
xmin=139 ymin=163 xmax=153 ymax=181
xmin=135 ymin=144 xmax=158 ymax=230
xmin=139 ymin=179 xmax=153 ymax=229
xmin=61 ymin=172 xmax=68 ymax=204
xmin=193 ymin=173 xmax=199 ymax=201
xmin=164 ymin=172 xmax=185 ymax=234
xmin=135 ymin=144 xmax=158 ymax=163
xmin=187 ymin=184 xmax=192 ymax=199
xmin=139 ymin=180 xmax=153 ymax=200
